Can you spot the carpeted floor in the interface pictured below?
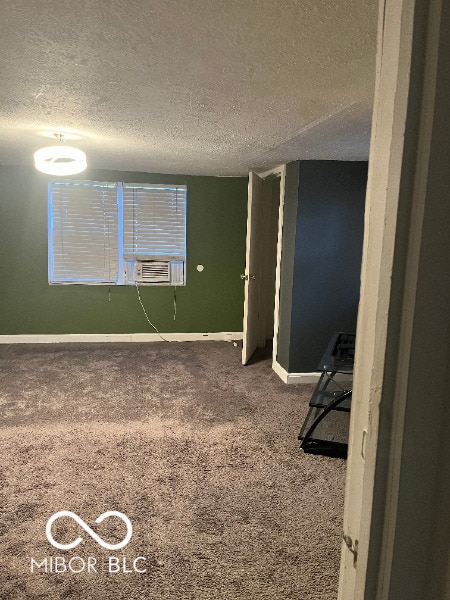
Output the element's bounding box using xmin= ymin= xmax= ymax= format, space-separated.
xmin=0 ymin=341 xmax=346 ymax=600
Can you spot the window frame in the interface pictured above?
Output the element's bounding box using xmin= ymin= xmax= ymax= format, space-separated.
xmin=48 ymin=179 xmax=187 ymax=286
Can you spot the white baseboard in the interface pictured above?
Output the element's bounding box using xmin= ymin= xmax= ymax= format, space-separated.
xmin=271 ymin=359 xmax=289 ymax=383
xmin=0 ymin=332 xmax=243 ymax=344
xmin=272 ymin=360 xmax=320 ymax=384
xmin=286 ymin=372 xmax=321 ymax=384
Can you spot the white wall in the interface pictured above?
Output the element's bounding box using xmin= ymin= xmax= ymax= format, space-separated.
xmin=339 ymin=0 xmax=450 ymax=598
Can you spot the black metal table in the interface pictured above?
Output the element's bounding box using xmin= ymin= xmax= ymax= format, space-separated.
xmin=298 ymin=332 xmax=355 ymax=458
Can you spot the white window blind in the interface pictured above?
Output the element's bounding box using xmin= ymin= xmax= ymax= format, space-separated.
xmin=49 ymin=181 xmax=119 ymax=283
xmin=123 ymin=184 xmax=186 ymax=259
xmin=48 ymin=180 xmax=187 ymax=285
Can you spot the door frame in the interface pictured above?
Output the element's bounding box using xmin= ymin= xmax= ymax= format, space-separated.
xmin=242 ymin=165 xmax=286 ymax=365
xmin=338 ymin=0 xmax=449 ymax=598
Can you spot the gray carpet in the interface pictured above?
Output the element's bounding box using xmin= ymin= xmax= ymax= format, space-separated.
xmin=0 ymin=342 xmax=346 ymax=599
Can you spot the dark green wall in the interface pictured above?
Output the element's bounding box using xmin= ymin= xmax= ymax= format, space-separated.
xmin=0 ymin=166 xmax=248 ymax=334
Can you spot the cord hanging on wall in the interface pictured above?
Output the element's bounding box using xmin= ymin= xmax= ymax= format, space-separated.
xmin=135 ymin=283 xmax=168 ymax=342
xmin=34 ymin=133 xmax=87 ymax=176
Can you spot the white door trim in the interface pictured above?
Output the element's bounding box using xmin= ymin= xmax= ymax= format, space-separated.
xmin=252 ymin=164 xmax=287 ymax=372
xmin=338 ymin=0 xmax=448 ymax=598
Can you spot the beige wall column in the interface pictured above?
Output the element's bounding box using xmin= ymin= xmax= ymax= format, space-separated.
xmin=339 ymin=0 xmax=449 ymax=598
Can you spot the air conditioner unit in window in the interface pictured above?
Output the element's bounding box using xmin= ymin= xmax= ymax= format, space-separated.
xmin=124 ymin=259 xmax=185 ymax=285
xmin=136 ymin=260 xmax=170 ymax=283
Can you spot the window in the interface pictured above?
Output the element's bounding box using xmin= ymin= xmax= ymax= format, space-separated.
xmin=48 ymin=180 xmax=187 ymax=285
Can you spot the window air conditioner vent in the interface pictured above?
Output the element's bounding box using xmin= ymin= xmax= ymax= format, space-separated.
xmin=136 ymin=260 xmax=170 ymax=283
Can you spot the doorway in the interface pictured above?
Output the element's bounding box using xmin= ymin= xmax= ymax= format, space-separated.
xmin=242 ymin=166 xmax=285 ymax=365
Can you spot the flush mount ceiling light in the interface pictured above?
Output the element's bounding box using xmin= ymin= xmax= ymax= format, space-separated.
xmin=34 ymin=135 xmax=87 ymax=176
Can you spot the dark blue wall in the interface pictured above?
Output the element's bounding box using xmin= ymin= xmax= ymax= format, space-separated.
xmin=289 ymin=161 xmax=367 ymax=371
xmin=276 ymin=161 xmax=367 ymax=372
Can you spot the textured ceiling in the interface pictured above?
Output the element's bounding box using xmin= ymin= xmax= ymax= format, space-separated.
xmin=0 ymin=0 xmax=378 ymax=176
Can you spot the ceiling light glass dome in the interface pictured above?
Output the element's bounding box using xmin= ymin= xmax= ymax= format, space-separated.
xmin=34 ymin=145 xmax=87 ymax=176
